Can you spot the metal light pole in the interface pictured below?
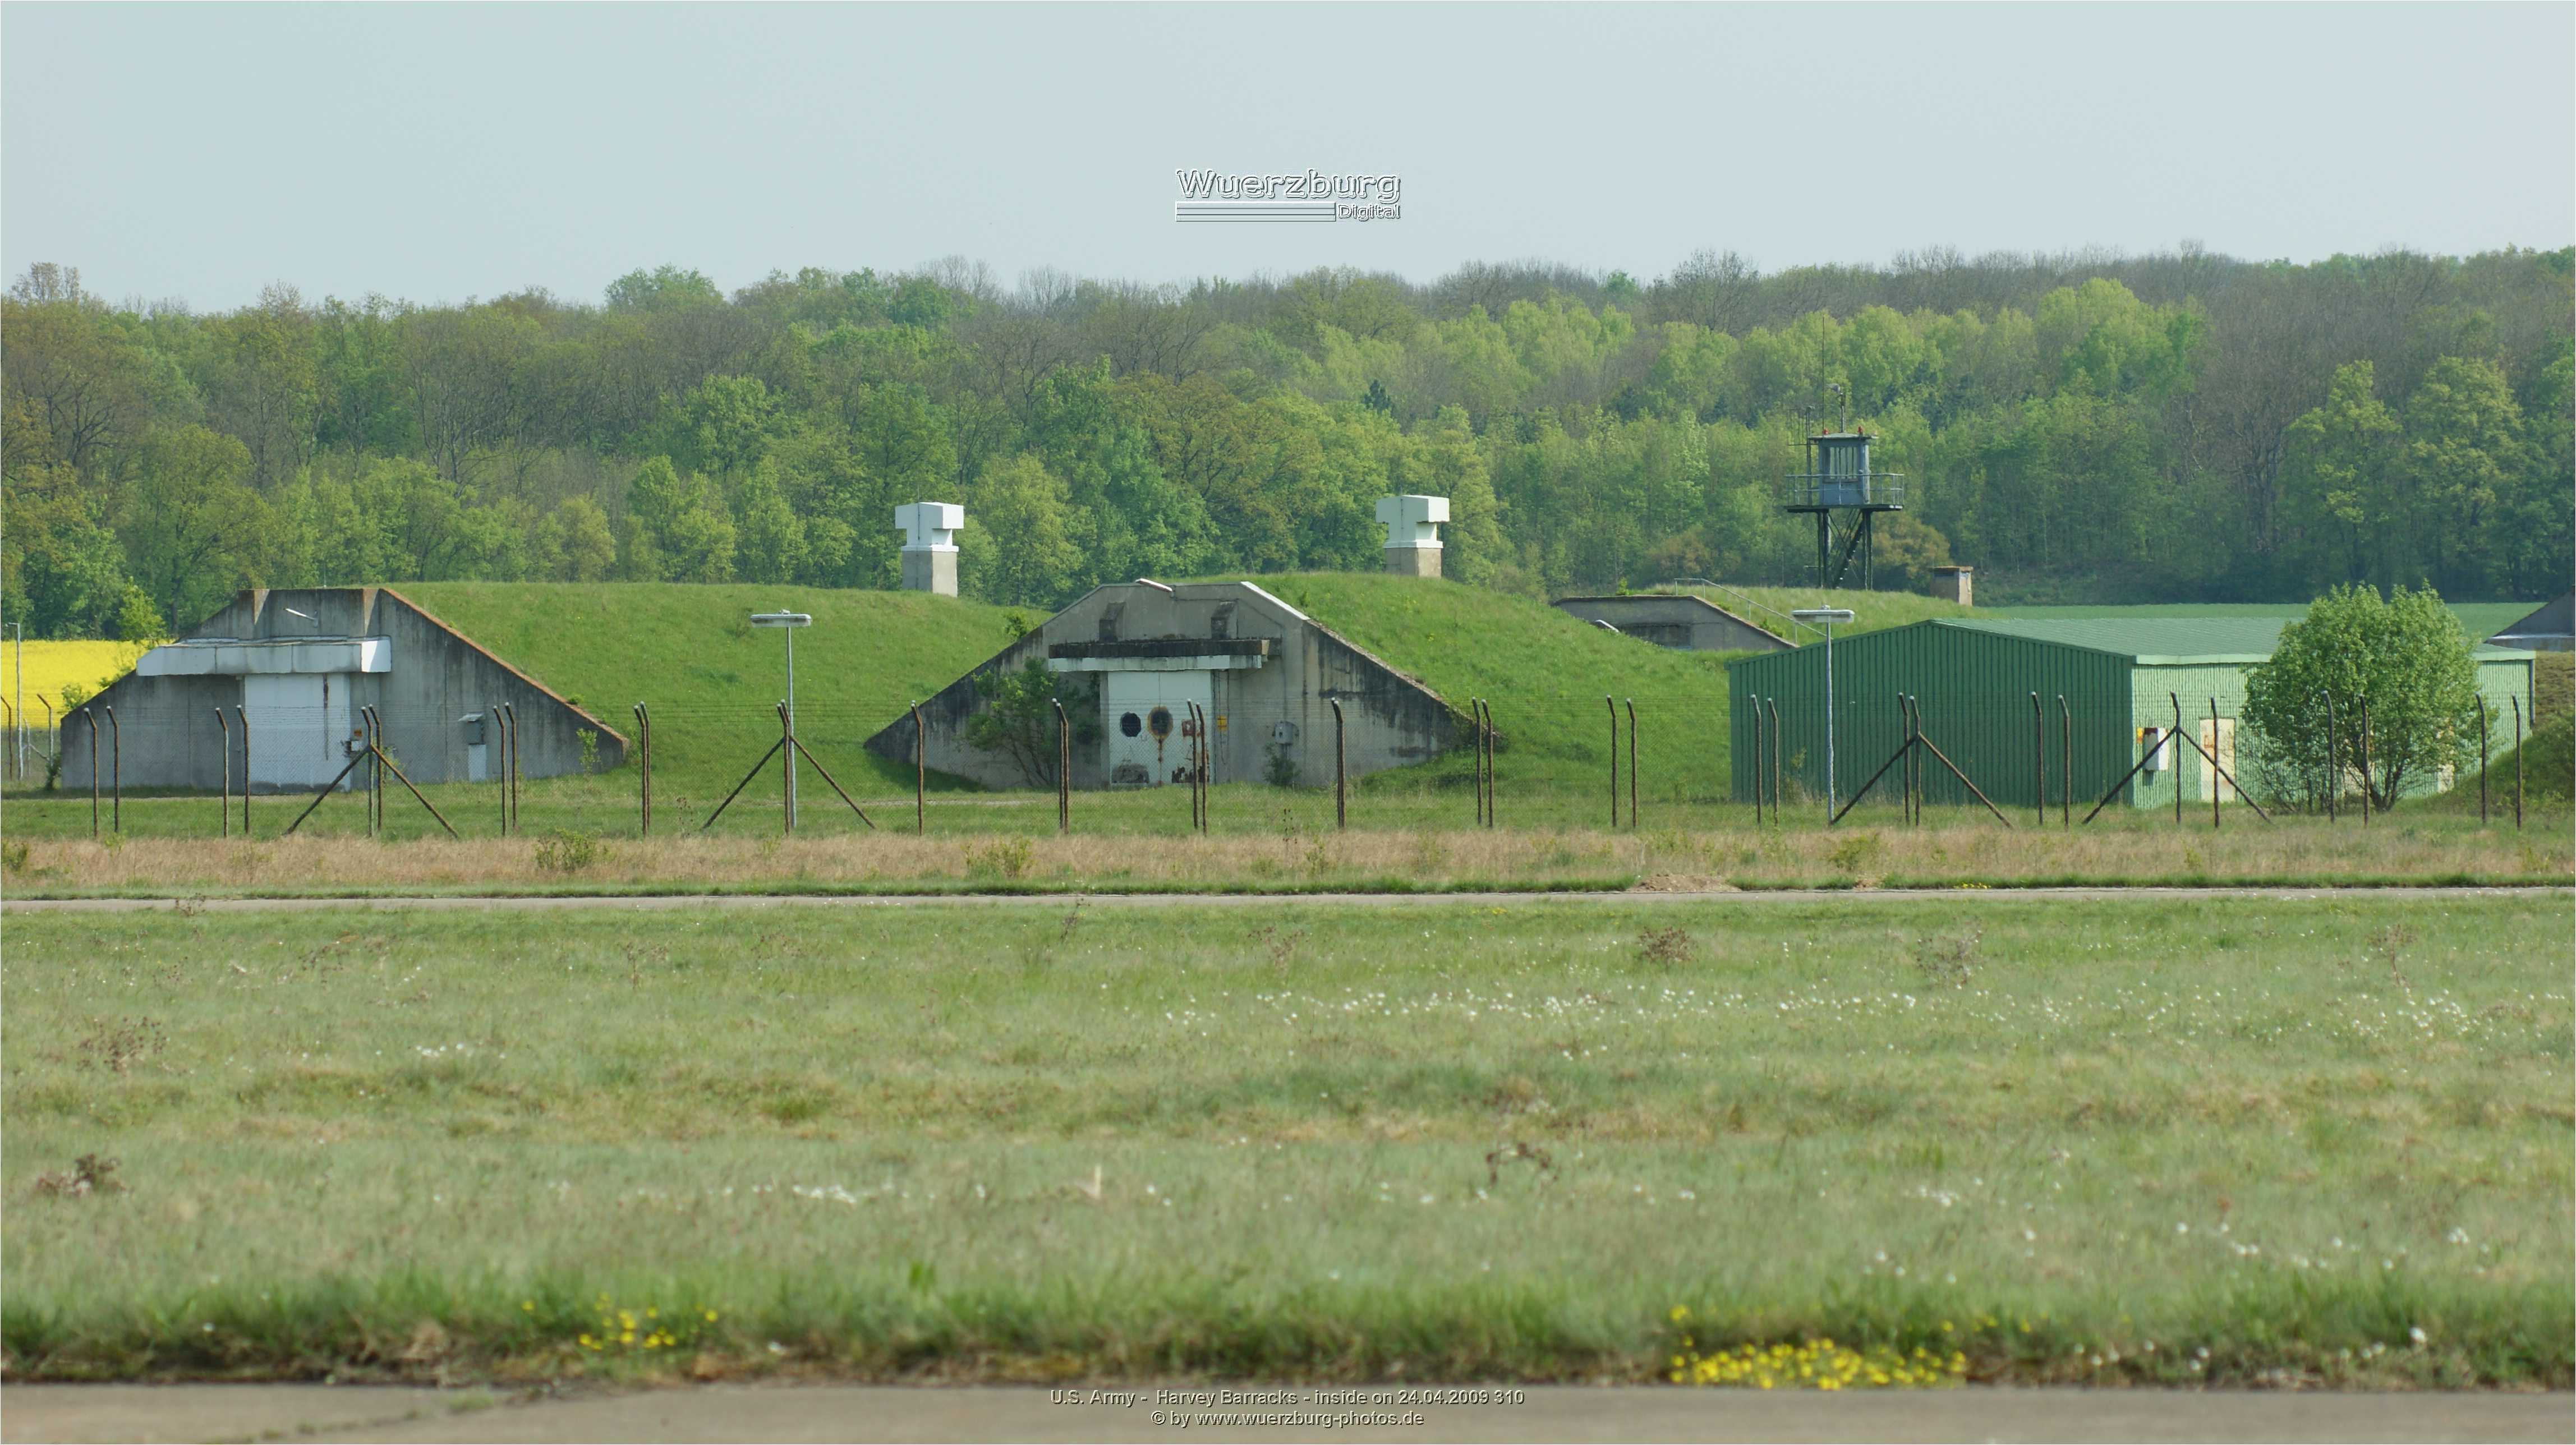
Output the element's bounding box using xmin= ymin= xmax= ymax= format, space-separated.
xmin=751 ymin=611 xmax=812 ymax=829
xmin=1791 ymin=608 xmax=1856 ymax=817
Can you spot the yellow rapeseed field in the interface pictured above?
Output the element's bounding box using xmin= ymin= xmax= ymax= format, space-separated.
xmin=0 ymin=639 xmax=149 ymax=712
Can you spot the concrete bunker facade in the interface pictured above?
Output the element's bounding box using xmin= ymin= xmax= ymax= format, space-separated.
xmin=864 ymin=581 xmax=1460 ymax=790
xmin=1551 ymin=593 xmax=1792 ymax=652
xmin=58 ymin=587 xmax=624 ymax=793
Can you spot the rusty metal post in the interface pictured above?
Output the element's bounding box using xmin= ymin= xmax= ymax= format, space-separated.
xmin=2358 ymin=697 xmax=2371 ymax=825
xmin=2211 ymin=697 xmax=2223 ymax=830
xmin=507 ymin=703 xmax=521 ymax=834
xmin=367 ymin=706 xmax=384 ymax=837
xmin=1053 ymin=698 xmax=1070 ymax=835
xmin=1604 ymin=696 xmax=1619 ymax=829
xmin=236 ymin=705 xmax=249 ymax=835
xmin=217 ymin=708 xmax=231 ymax=838
xmin=2031 ymin=693 xmax=2044 ymax=828
xmin=2329 ymin=690 xmax=2349 ymax=824
xmin=106 ymin=705 xmax=118 ymax=834
xmin=633 ymin=703 xmax=651 ymax=836
xmin=1766 ymin=697 xmax=1782 ymax=824
xmin=1470 ymin=700 xmax=1485 ymax=827
xmin=489 ymin=700 xmax=506 ymax=835
xmin=2058 ymin=695 xmax=2072 ymax=830
xmin=912 ymin=702 xmax=926 ymax=835
xmin=2512 ymin=696 xmax=2523 ymax=829
xmin=1330 ymin=697 xmax=1347 ymax=830
xmin=1904 ymin=695 xmax=1921 ymax=825
xmin=1625 ymin=698 xmax=1639 ymax=830
xmin=778 ymin=702 xmax=794 ymax=835
xmin=2171 ymin=694 xmax=2184 ymax=827
xmin=2478 ymin=703 xmax=2490 ymax=825
xmin=1483 ymin=700 xmax=1497 ymax=829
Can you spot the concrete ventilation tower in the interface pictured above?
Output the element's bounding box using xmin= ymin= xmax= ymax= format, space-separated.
xmin=1783 ymin=391 xmax=1904 ymax=590
xmin=1376 ymin=494 xmax=1448 ymax=578
xmin=895 ymin=502 xmax=962 ymax=596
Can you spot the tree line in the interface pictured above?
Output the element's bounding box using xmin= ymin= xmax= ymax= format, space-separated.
xmin=4 ymin=243 xmax=2568 ymax=639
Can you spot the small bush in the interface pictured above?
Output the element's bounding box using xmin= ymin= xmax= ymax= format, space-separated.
xmin=1910 ymin=927 xmax=1981 ymax=987
xmin=1827 ymin=832 xmax=1883 ymax=872
xmin=2 ymin=839 xmax=29 ymax=875
xmin=533 ymin=829 xmax=603 ymax=874
xmin=577 ymin=729 xmax=600 ymax=775
xmin=967 ymin=836 xmax=1035 ymax=880
xmin=1636 ymin=926 xmax=1697 ymax=967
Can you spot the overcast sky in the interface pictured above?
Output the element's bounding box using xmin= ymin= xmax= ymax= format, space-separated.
xmin=5 ymin=3 xmax=2569 ymax=311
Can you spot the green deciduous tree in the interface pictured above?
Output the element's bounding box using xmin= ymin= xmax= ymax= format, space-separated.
xmin=2243 ymin=584 xmax=2485 ymax=811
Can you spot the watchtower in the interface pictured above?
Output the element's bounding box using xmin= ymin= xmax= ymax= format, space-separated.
xmin=1783 ymin=427 xmax=1904 ymax=589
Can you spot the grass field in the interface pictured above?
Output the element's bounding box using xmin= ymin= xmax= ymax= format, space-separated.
xmin=1658 ymin=585 xmax=1990 ymax=639
xmin=2007 ymin=601 xmax=2534 ymax=641
xmin=4 ymin=894 xmax=2566 ymax=1387
xmin=0 ymin=805 xmax=2566 ymax=895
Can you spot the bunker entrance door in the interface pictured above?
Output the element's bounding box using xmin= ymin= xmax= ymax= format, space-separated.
xmin=1102 ymin=671 xmax=1211 ymax=788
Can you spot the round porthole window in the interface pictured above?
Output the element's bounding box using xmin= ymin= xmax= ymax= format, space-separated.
xmin=1147 ymin=706 xmax=1174 ymax=740
xmin=1119 ymin=712 xmax=1143 ymax=738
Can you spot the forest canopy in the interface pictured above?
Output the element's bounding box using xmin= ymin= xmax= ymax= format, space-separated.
xmin=4 ymin=243 xmax=2568 ymax=639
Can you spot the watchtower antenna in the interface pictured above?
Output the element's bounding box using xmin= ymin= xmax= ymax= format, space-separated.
xmin=1782 ymin=389 xmax=1903 ymax=590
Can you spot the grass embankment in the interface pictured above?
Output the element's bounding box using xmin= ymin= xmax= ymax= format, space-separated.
xmin=1650 ymin=585 xmax=1990 ymax=638
xmin=2004 ymin=601 xmax=2535 ymax=640
xmin=397 ymin=582 xmax=1024 ymax=798
xmin=1 ymin=811 xmax=2566 ymax=897
xmin=4 ymin=895 xmax=2566 ymax=1385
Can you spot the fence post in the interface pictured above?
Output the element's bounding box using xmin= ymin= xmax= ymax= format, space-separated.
xmin=1197 ymin=701 xmax=1211 ymax=835
xmin=778 ymin=702 xmax=794 ymax=835
xmin=1330 ymin=697 xmax=1346 ymax=830
xmin=106 ymin=706 xmax=119 ymax=834
xmin=2210 ymin=697 xmax=2222 ymax=830
xmin=1053 ymin=698 xmax=1070 ymax=835
xmin=634 ymin=703 xmax=651 ymax=836
xmin=2031 ymin=692 xmax=2044 ymax=829
xmin=1766 ymin=698 xmax=1782 ymax=825
xmin=912 ymin=702 xmax=926 ymax=835
xmin=236 ymin=705 xmax=249 ymax=836
xmin=1905 ymin=694 xmax=1921 ymax=825
xmin=1604 ymin=696 xmax=1619 ymax=829
xmin=2478 ymin=703 xmax=2490 ymax=826
xmin=1625 ymin=698 xmax=1639 ymax=830
xmin=2322 ymin=693 xmax=2338 ymax=823
xmin=489 ymin=700 xmax=505 ymax=835
xmin=2058 ymin=695 xmax=2072 ymax=830
xmin=86 ymin=709 xmax=99 ymax=839
xmin=2170 ymin=694 xmax=2183 ymax=827
xmin=217 ymin=708 xmax=231 ymax=838
xmin=1483 ymin=700 xmax=1496 ymax=830
xmin=2511 ymin=696 xmax=2522 ymax=830
xmin=2358 ymin=697 xmax=2371 ymax=826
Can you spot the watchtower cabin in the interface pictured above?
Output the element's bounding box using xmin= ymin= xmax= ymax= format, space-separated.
xmin=1783 ymin=429 xmax=1904 ymax=589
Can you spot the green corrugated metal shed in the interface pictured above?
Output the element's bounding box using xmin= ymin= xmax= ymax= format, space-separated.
xmin=1728 ymin=618 xmax=2536 ymax=813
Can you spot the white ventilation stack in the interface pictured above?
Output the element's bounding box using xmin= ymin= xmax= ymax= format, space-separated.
xmin=895 ymin=502 xmax=962 ymax=596
xmin=1376 ymin=494 xmax=1448 ymax=579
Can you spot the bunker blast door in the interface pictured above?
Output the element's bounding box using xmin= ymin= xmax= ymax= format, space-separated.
xmin=245 ymin=673 xmax=356 ymax=790
xmin=1101 ymin=671 xmax=1212 ymax=787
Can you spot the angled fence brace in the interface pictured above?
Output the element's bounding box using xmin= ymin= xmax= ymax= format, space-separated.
xmin=282 ymin=747 xmax=376 ymax=836
xmin=366 ymin=722 xmax=461 ymax=839
xmin=698 ymin=735 xmax=788 ymax=833
xmin=1913 ymin=724 xmax=2013 ymax=828
xmin=2162 ymin=705 xmax=2269 ymax=823
xmin=783 ymin=730 xmax=877 ymax=830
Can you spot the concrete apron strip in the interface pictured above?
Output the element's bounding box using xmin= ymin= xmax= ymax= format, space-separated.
xmin=5 ymin=1384 xmax=2570 ymax=1445
xmin=1 ymin=886 xmax=2557 ymax=914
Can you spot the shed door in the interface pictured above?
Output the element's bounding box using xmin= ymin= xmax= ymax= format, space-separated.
xmin=2196 ymin=717 xmax=2239 ymax=804
xmin=1101 ymin=671 xmax=1212 ymax=787
xmin=246 ymin=673 xmax=356 ymax=789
